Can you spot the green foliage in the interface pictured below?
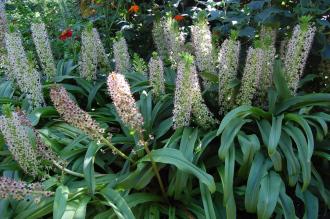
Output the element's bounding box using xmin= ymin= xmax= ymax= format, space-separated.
xmin=0 ymin=1 xmax=330 ymax=219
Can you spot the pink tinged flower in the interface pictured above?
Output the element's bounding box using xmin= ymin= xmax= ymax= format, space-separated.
xmin=0 ymin=177 xmax=52 ymax=203
xmin=50 ymin=86 xmax=105 ymax=140
xmin=107 ymin=72 xmax=144 ymax=134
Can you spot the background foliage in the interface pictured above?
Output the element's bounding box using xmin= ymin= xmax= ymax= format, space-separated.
xmin=0 ymin=0 xmax=330 ymax=218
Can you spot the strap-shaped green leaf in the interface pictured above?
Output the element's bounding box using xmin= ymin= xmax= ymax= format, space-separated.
xmin=99 ymin=186 xmax=135 ymax=219
xmin=257 ymin=171 xmax=282 ymax=219
xmin=54 ymin=185 xmax=69 ymax=219
xmin=140 ymin=148 xmax=216 ymax=193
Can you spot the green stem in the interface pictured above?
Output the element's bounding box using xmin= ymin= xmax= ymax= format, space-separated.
xmin=52 ymin=160 xmax=84 ymax=178
xmin=141 ymin=139 xmax=167 ymax=201
xmin=99 ymin=136 xmax=135 ymax=163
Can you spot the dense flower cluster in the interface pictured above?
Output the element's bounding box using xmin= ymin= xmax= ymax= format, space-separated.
xmin=107 ymin=72 xmax=144 ymax=134
xmin=191 ymin=17 xmax=216 ymax=75
xmin=0 ymin=177 xmax=52 ymax=203
xmin=236 ymin=47 xmax=263 ymax=106
xmin=5 ymin=31 xmax=44 ymax=109
xmin=284 ymin=23 xmax=316 ymax=94
xmin=173 ymin=53 xmax=216 ymax=129
xmin=50 ymin=86 xmax=105 ymax=140
xmin=113 ymin=35 xmax=131 ymax=74
xmin=173 ymin=55 xmax=193 ymax=129
xmin=152 ymin=20 xmax=168 ymax=59
xmin=0 ymin=2 xmax=7 ymax=48
xmin=0 ymin=110 xmax=53 ymax=177
xmin=79 ymin=27 xmax=109 ymax=80
xmin=93 ymin=28 xmax=109 ymax=68
xmin=149 ymin=54 xmax=165 ymax=98
xmin=79 ymin=27 xmax=97 ymax=80
xmin=162 ymin=16 xmax=185 ymax=66
xmin=190 ymin=60 xmax=218 ymax=129
xmin=255 ymin=42 xmax=276 ymax=107
xmin=16 ymin=109 xmax=66 ymax=168
xmin=218 ymin=38 xmax=241 ymax=114
xmin=31 ymin=22 xmax=56 ymax=80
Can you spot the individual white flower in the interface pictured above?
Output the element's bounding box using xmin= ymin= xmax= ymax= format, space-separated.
xmin=31 ymin=22 xmax=56 ymax=80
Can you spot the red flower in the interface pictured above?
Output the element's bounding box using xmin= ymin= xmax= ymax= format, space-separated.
xmin=128 ymin=5 xmax=139 ymax=13
xmin=59 ymin=28 xmax=73 ymax=41
xmin=174 ymin=15 xmax=184 ymax=22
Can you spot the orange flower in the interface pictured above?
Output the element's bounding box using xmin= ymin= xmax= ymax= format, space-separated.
xmin=128 ymin=4 xmax=139 ymax=13
xmin=174 ymin=15 xmax=184 ymax=22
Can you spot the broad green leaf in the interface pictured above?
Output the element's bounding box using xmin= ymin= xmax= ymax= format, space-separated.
xmin=272 ymin=59 xmax=291 ymax=102
xmin=15 ymin=198 xmax=54 ymax=219
xmin=295 ymin=185 xmax=319 ymax=219
xmin=283 ymin=125 xmax=310 ymax=190
xmin=54 ymin=185 xmax=69 ymax=219
xmin=245 ymin=153 xmax=272 ymax=213
xmin=0 ymin=81 xmax=14 ymax=98
xmin=257 ymin=171 xmax=282 ymax=219
xmin=139 ymin=90 xmax=153 ymax=133
xmin=116 ymin=163 xmax=156 ymax=190
xmin=125 ymin=193 xmax=163 ymax=208
xmin=174 ymin=128 xmax=198 ymax=198
xmin=87 ymin=81 xmax=105 ymax=110
xmin=140 ymin=148 xmax=216 ymax=193
xmin=217 ymin=105 xmax=253 ymax=135
xmin=83 ymin=142 xmax=102 ymax=195
xmin=275 ymin=93 xmax=330 ymax=114
xmin=237 ymin=133 xmax=260 ymax=177
xmin=154 ymin=117 xmax=173 ymax=139
xmin=73 ymin=196 xmax=91 ymax=219
xmin=278 ymin=132 xmax=300 ymax=186
xmin=285 ymin=113 xmax=314 ymax=160
xmin=28 ymin=107 xmax=58 ymax=126
xmin=268 ymin=114 xmax=284 ymax=155
xmin=200 ymin=164 xmax=216 ymax=219
xmin=218 ymin=118 xmax=250 ymax=160
xmin=278 ymin=182 xmax=296 ymax=219
xmin=311 ymin=167 xmax=330 ymax=208
xmin=218 ymin=147 xmax=236 ymax=219
xmin=99 ymin=186 xmax=135 ymax=219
